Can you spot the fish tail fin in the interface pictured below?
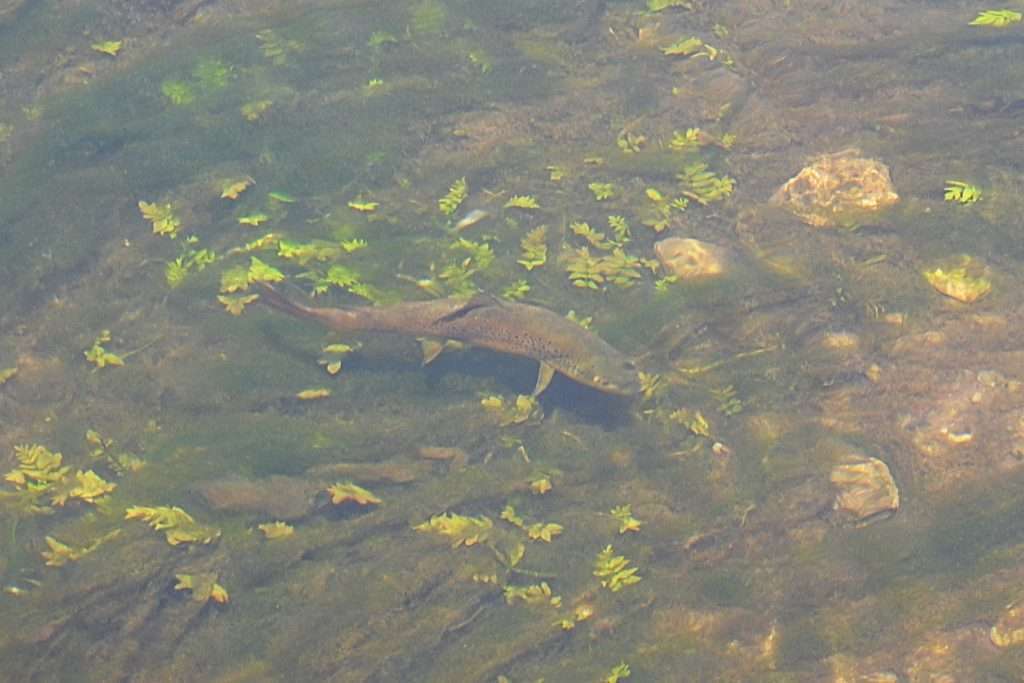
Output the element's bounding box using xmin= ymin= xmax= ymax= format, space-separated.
xmin=253 ymin=282 xmax=317 ymax=319
xmin=254 ymin=282 xmax=363 ymax=333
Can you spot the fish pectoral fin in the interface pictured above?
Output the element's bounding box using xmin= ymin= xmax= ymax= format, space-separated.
xmin=532 ymin=361 xmax=556 ymax=396
xmin=419 ymin=339 xmax=445 ymax=365
xmin=419 ymin=338 xmax=463 ymax=365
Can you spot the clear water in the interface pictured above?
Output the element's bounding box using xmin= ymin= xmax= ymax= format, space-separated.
xmin=1 ymin=1 xmax=1024 ymax=680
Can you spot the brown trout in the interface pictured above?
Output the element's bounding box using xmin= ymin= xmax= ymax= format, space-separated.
xmin=255 ymin=283 xmax=640 ymax=396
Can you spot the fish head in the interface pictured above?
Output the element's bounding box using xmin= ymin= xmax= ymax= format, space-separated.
xmin=578 ymin=354 xmax=642 ymax=396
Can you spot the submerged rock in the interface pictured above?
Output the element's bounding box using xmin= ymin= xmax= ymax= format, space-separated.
xmin=654 ymin=237 xmax=730 ymax=280
xmin=990 ymin=602 xmax=1024 ymax=648
xmin=923 ymin=255 xmax=992 ymax=303
xmin=192 ymin=475 xmax=319 ymax=520
xmin=830 ymin=454 xmax=899 ymax=524
xmin=771 ymin=148 xmax=899 ymax=228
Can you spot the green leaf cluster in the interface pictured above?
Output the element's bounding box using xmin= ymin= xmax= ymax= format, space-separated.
xmin=610 ymin=505 xmax=642 ymax=533
xmin=648 ymin=0 xmax=691 ymax=10
xmin=166 ymin=246 xmax=215 ymax=289
xmin=969 ymin=9 xmax=1022 ymax=27
xmin=564 ymin=247 xmax=649 ymax=290
xmin=641 ymin=188 xmax=687 ymax=232
xmin=414 ymin=512 xmax=493 ymax=548
xmin=616 ymin=130 xmax=646 ymax=153
xmin=256 ymin=29 xmax=304 ymax=65
xmin=588 ymin=182 xmax=616 ymax=200
xmin=500 ymin=504 xmax=563 ymax=543
xmin=944 ymin=180 xmax=981 ymax=205
xmin=678 ymin=161 xmax=734 ymax=204
xmin=480 ymin=394 xmax=543 ymax=426
xmin=593 ymin=545 xmax=642 ymax=592
xmin=138 ymin=201 xmax=181 ymax=237
xmin=504 ymin=581 xmax=562 ymax=607
xmin=84 ymin=330 xmax=125 ymax=369
xmin=570 ymin=221 xmax=617 ymax=251
xmin=438 ymin=177 xmax=468 ymax=216
xmin=41 ymin=530 xmax=120 ymax=567
xmin=247 ymin=256 xmax=285 ymax=283
xmin=125 ymin=505 xmax=221 ymax=546
xmin=502 ymin=280 xmax=530 ymax=300
xmin=604 ymin=662 xmax=632 ymax=683
xmin=175 ymin=572 xmax=229 ymax=604
xmin=518 ymin=226 xmax=548 ymax=270
xmin=504 ymin=195 xmax=540 ymax=209
xmin=3 ymin=444 xmax=117 ymax=511
xmin=160 ymin=80 xmax=195 ymax=106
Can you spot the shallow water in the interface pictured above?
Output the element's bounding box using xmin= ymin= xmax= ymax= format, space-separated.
xmin=2 ymin=1 xmax=1024 ymax=681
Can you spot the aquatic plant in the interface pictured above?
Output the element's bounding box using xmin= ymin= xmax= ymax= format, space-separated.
xmin=220 ymin=177 xmax=254 ymax=200
xmin=90 ymin=40 xmax=122 ymax=56
xmin=969 ymin=9 xmax=1022 ymax=27
xmin=518 ymin=226 xmax=548 ymax=270
xmin=661 ymin=37 xmax=704 ymax=56
xmin=564 ymin=246 xmax=605 ymax=289
xmin=326 ymin=482 xmax=382 ymax=505
xmin=160 ymin=79 xmax=195 ymax=106
xmin=610 ymin=505 xmax=642 ymax=534
xmin=593 ymin=545 xmax=642 ymax=592
xmin=247 ymin=256 xmax=285 ymax=283
xmin=547 ymin=165 xmax=567 ymax=181
xmin=256 ymin=29 xmax=304 ymax=65
xmin=526 ymin=522 xmax=563 ymax=542
xmin=5 ymin=444 xmax=69 ymax=488
xmin=50 ymin=469 xmax=117 ymax=506
xmin=368 ymin=31 xmax=398 ymax=48
xmin=481 ymin=394 xmax=543 ymax=426
xmin=258 ymin=521 xmax=294 ymax=539
xmin=138 ymin=200 xmax=181 ymax=237
xmin=678 ymin=161 xmax=735 ymax=204
xmin=530 ymin=477 xmax=552 ymax=495
xmin=86 ymin=429 xmax=144 ymax=474
xmin=84 ymin=330 xmax=125 ymax=369
xmin=438 ymin=177 xmax=467 ymax=216
xmin=125 ymin=505 xmax=221 ymax=546
xmin=410 ymin=0 xmax=448 ymax=35
xmin=616 ymin=130 xmax=646 ymax=153
xmin=240 ymin=99 xmax=273 ymax=121
xmin=604 ymin=662 xmax=632 ymax=683
xmin=589 ymin=183 xmax=618 ymax=201
xmin=571 ymin=221 xmax=616 ymax=250
xmin=415 ymin=512 xmax=493 ymax=548
xmin=504 ymin=195 xmax=540 ymax=210
xmin=608 ymin=215 xmax=630 ymax=243
xmin=296 ymin=388 xmax=331 ymax=400
xmin=192 ymin=58 xmax=232 ymax=90
xmin=347 ymin=199 xmax=379 ymax=213
xmin=41 ymin=530 xmax=120 ymax=567
xmin=944 ymin=180 xmax=982 ymax=205
xmin=175 ymin=573 xmax=229 ymax=604
xmin=504 ymin=581 xmax=562 ymax=607
xmin=166 ymin=242 xmax=215 ymax=289
xmin=648 ymin=0 xmax=691 ymax=10
xmin=319 ymin=342 xmax=360 ymax=375
xmin=237 ymin=213 xmax=269 ymax=227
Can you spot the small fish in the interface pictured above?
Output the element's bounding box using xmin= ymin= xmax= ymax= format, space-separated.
xmin=453 ymin=209 xmax=490 ymax=232
xmin=255 ymin=283 xmax=640 ymax=396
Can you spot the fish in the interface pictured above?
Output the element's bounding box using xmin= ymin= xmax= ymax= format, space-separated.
xmin=254 ymin=283 xmax=641 ymax=396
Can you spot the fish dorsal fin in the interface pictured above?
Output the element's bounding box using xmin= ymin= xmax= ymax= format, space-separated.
xmin=434 ymin=293 xmax=502 ymax=324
